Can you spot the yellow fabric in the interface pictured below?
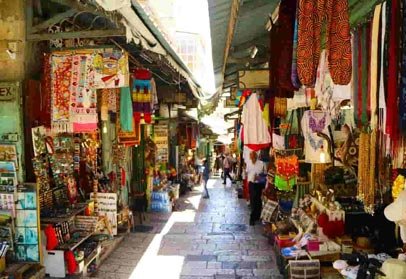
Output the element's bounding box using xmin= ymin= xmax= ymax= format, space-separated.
xmin=379 ymin=259 xmax=406 ymax=279
xmin=370 ymin=4 xmax=382 ymax=129
xmin=262 ymin=103 xmax=270 ymax=126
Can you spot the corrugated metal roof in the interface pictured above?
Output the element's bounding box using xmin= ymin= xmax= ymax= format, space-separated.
xmin=208 ymin=0 xmax=233 ymax=89
xmin=209 ymin=0 xmax=278 ymax=90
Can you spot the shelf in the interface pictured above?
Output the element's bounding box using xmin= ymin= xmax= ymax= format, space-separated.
xmin=84 ymin=247 xmax=99 ymax=267
xmin=40 ymin=203 xmax=88 ymax=224
xmin=57 ymin=232 xmax=92 ymax=251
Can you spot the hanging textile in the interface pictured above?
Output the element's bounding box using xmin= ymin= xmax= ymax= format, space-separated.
xmin=117 ymin=89 xmax=139 ymax=145
xmin=269 ymin=0 xmax=297 ymax=99
xmin=40 ymin=53 xmax=52 ymax=127
xmin=291 ymin=1 xmax=302 ymax=89
xmin=241 ymin=93 xmax=271 ymax=151
xmin=400 ymin=0 xmax=406 ymax=133
xmin=386 ymin=0 xmax=400 ymax=145
xmin=275 ymin=0 xmax=298 ymax=93
xmin=93 ymin=50 xmax=129 ymax=88
xmin=120 ymin=87 xmax=133 ymax=132
xmin=297 ymin=0 xmax=352 ymax=87
xmin=51 ymin=55 xmax=72 ymax=132
xmin=132 ymin=69 xmax=153 ymax=124
xmin=370 ymin=4 xmax=382 ymax=130
xmin=70 ymin=55 xmax=98 ymax=133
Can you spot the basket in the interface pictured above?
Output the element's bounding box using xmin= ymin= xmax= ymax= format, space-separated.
xmin=288 ymin=252 xmax=320 ymax=279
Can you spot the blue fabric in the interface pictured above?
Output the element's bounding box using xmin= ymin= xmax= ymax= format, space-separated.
xmin=120 ymin=87 xmax=133 ymax=132
xmin=133 ymin=79 xmax=152 ymax=91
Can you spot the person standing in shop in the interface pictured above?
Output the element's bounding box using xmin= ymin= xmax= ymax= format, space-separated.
xmin=222 ymin=152 xmax=234 ymax=185
xmin=202 ymin=158 xmax=210 ymax=199
xmin=246 ymin=151 xmax=265 ymax=226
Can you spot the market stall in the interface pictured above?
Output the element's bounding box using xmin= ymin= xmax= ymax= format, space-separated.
xmin=229 ymin=0 xmax=406 ymax=278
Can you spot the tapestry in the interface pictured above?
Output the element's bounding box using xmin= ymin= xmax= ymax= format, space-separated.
xmin=70 ymin=55 xmax=98 ymax=133
xmin=93 ymin=50 xmax=129 ymax=89
xmin=51 ymin=55 xmax=72 ymax=132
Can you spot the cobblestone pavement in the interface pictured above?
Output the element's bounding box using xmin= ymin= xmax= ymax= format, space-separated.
xmin=92 ymin=178 xmax=282 ymax=279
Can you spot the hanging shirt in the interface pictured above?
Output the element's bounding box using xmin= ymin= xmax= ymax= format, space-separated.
xmin=246 ymin=160 xmax=264 ymax=183
xmin=241 ymin=93 xmax=271 ymax=150
xmin=301 ymin=110 xmax=332 ymax=163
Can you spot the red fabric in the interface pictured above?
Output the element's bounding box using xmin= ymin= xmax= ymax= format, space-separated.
xmin=121 ymin=168 xmax=126 ymax=187
xmin=65 ymin=251 xmax=78 ymax=275
xmin=357 ymin=28 xmax=363 ymax=128
xmin=133 ymin=69 xmax=152 ymax=80
xmin=386 ymin=0 xmax=400 ymax=147
xmin=44 ymin=225 xmax=58 ymax=250
xmin=144 ymin=113 xmax=152 ymax=123
xmin=243 ymin=178 xmax=249 ymax=201
xmin=245 ymin=143 xmax=271 ymax=152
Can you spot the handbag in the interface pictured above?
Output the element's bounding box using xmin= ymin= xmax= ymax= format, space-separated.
xmin=284 ymin=109 xmax=304 ymax=149
xmin=287 ymin=251 xmax=320 ymax=279
xmin=261 ymin=197 xmax=279 ymax=223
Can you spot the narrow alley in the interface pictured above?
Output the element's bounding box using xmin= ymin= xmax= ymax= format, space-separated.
xmin=95 ymin=179 xmax=281 ymax=279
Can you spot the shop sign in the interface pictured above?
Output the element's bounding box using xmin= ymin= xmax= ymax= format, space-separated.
xmin=238 ymin=69 xmax=269 ymax=89
xmin=154 ymin=124 xmax=169 ymax=162
xmin=0 ymin=82 xmax=18 ymax=101
xmin=90 ymin=192 xmax=118 ymax=235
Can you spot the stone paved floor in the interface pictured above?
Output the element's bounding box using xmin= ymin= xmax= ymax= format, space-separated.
xmin=92 ymin=178 xmax=282 ymax=279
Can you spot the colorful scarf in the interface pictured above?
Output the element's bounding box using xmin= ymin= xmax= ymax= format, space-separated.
xmin=70 ymin=55 xmax=98 ymax=133
xmin=51 ymin=55 xmax=72 ymax=132
xmin=120 ymin=87 xmax=133 ymax=132
xmin=132 ymin=69 xmax=153 ymax=123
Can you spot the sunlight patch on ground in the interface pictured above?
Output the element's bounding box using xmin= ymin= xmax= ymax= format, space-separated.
xmin=128 ymin=194 xmax=200 ymax=278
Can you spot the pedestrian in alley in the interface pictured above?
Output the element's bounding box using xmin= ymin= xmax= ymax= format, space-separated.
xmin=202 ymin=158 xmax=210 ymax=199
xmin=222 ymin=151 xmax=234 ymax=185
xmin=246 ymin=151 xmax=265 ymax=226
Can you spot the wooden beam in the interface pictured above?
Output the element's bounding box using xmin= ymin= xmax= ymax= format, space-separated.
xmin=31 ymin=9 xmax=77 ymax=33
xmin=227 ymin=56 xmax=268 ymax=65
xmin=27 ymin=29 xmax=125 ymax=41
xmin=222 ymin=0 xmax=241 ymax=77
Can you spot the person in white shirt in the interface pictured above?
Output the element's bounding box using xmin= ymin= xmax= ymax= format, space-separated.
xmin=246 ymin=151 xmax=265 ymax=226
xmin=222 ymin=152 xmax=234 ymax=185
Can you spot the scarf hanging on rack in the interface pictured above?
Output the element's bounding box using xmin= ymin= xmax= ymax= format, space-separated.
xmin=297 ymin=0 xmax=352 ymax=87
xmin=275 ymin=0 xmax=298 ymax=93
xmin=386 ymin=0 xmax=400 ymax=147
xmin=291 ymin=1 xmax=302 ymax=89
xmin=360 ymin=23 xmax=370 ymax=128
xmin=352 ymin=31 xmax=359 ymax=126
xmin=70 ymin=55 xmax=98 ymax=133
xmin=400 ymin=0 xmax=406 ymax=133
xmin=132 ymin=69 xmax=153 ymax=123
xmin=51 ymin=55 xmax=73 ymax=132
xmin=40 ymin=53 xmax=52 ymax=128
xmin=370 ymin=4 xmax=382 ymax=130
